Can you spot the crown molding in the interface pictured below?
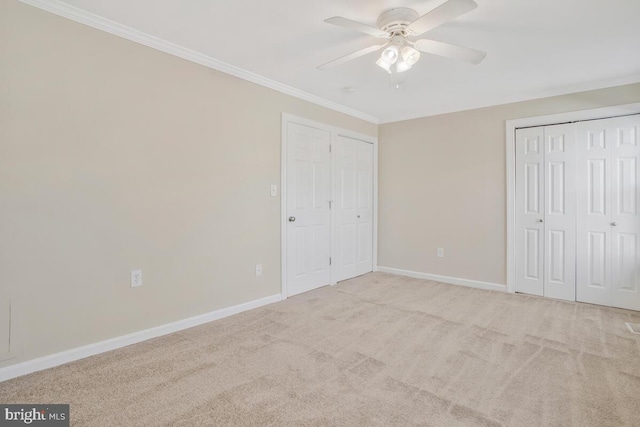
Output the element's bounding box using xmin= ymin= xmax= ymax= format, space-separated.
xmin=377 ymin=75 xmax=640 ymax=124
xmin=19 ymin=0 xmax=380 ymax=125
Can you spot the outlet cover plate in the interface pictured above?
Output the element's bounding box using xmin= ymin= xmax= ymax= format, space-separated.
xmin=131 ymin=269 xmax=142 ymax=288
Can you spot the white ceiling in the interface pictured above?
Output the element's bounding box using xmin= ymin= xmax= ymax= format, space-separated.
xmin=39 ymin=0 xmax=640 ymax=123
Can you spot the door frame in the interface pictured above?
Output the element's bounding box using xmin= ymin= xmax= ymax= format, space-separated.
xmin=281 ymin=113 xmax=378 ymax=298
xmin=506 ymin=102 xmax=640 ymax=294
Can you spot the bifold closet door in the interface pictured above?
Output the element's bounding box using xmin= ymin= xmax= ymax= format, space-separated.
xmin=515 ymin=127 xmax=545 ymax=296
xmin=515 ymin=123 xmax=576 ymax=300
xmin=543 ymin=124 xmax=576 ymax=301
xmin=577 ymin=115 xmax=640 ymax=311
xmin=334 ymin=136 xmax=373 ymax=282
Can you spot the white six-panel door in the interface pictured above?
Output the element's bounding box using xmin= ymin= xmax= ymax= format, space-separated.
xmin=286 ymin=122 xmax=331 ymax=296
xmin=576 ymin=115 xmax=640 ymax=310
xmin=515 ymin=124 xmax=576 ymax=301
xmin=543 ymin=124 xmax=576 ymax=301
xmin=355 ymin=140 xmax=374 ymax=277
xmin=515 ymin=127 xmax=545 ymax=296
xmin=334 ymin=136 xmax=373 ymax=282
xmin=610 ymin=116 xmax=640 ymax=310
xmin=576 ymin=119 xmax=611 ymax=305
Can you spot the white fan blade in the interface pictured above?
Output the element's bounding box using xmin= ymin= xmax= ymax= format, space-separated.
xmin=324 ymin=17 xmax=389 ymax=38
xmin=414 ymin=39 xmax=486 ymax=64
xmin=317 ymin=43 xmax=387 ymax=70
xmin=407 ymin=0 xmax=477 ymax=36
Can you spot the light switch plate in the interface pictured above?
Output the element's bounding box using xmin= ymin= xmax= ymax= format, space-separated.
xmin=437 ymin=248 xmax=444 ymax=258
xmin=270 ymin=184 xmax=277 ymax=197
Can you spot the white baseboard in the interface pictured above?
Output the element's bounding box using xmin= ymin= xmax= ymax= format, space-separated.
xmin=376 ymin=266 xmax=507 ymax=292
xmin=0 ymin=293 xmax=282 ymax=383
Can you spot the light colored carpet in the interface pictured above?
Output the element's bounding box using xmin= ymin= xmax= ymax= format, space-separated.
xmin=2 ymin=272 xmax=640 ymax=426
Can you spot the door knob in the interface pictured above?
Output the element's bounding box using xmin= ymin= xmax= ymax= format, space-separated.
xmin=357 ymin=215 xmax=361 ymax=218
xmin=538 ymin=219 xmax=544 ymax=223
xmin=611 ymin=222 xmax=617 ymax=226
xmin=289 ymin=216 xmax=296 ymax=222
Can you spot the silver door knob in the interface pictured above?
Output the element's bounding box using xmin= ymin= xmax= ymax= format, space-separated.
xmin=357 ymin=215 xmax=360 ymax=218
xmin=288 ymin=216 xmax=296 ymax=222
xmin=611 ymin=222 xmax=617 ymax=226
xmin=538 ymin=219 xmax=544 ymax=223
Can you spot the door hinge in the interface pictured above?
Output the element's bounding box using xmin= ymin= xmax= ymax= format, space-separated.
xmin=329 ymin=257 xmax=332 ymax=265
xmin=329 ymin=145 xmax=332 ymax=153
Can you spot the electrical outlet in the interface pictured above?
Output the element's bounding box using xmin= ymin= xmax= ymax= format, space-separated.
xmin=131 ymin=269 xmax=142 ymax=287
xmin=270 ymin=184 xmax=277 ymax=197
xmin=255 ymin=264 xmax=263 ymax=277
xmin=437 ymin=248 xmax=444 ymax=258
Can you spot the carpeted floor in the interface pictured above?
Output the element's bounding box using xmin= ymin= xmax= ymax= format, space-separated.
xmin=2 ymin=272 xmax=640 ymax=426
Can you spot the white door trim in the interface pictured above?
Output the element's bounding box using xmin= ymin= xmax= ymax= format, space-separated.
xmin=506 ymin=102 xmax=640 ymax=294
xmin=281 ymin=113 xmax=378 ymax=298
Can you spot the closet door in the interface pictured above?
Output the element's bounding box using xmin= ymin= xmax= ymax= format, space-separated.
xmin=516 ymin=124 xmax=576 ymax=300
xmin=610 ymin=115 xmax=640 ymax=310
xmin=335 ymin=136 xmax=373 ymax=282
xmin=543 ymin=123 xmax=576 ymax=301
xmin=576 ymin=120 xmax=612 ymax=306
xmin=576 ymin=114 xmax=640 ymax=311
xmin=355 ymin=141 xmax=374 ymax=276
xmin=515 ymin=127 xmax=545 ymax=296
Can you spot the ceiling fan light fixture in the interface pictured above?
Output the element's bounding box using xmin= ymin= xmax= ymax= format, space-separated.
xmin=319 ymin=1 xmax=488 ymax=76
xmin=380 ymin=45 xmax=399 ymax=65
xmin=376 ymin=56 xmax=392 ymax=73
xmin=395 ymin=57 xmax=413 ymax=73
xmin=401 ymin=46 xmax=421 ymax=66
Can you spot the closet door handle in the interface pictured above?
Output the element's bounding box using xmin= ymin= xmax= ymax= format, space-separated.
xmin=611 ymin=222 xmax=617 ymax=227
xmin=538 ymin=219 xmax=544 ymax=223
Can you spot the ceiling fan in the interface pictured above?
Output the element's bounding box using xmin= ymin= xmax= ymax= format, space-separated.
xmin=317 ymin=0 xmax=486 ymax=74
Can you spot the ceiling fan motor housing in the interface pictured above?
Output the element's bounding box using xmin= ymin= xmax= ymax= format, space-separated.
xmin=376 ymin=8 xmax=419 ymax=34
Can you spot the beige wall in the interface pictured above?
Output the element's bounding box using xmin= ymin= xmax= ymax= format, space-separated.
xmin=0 ymin=1 xmax=376 ymax=367
xmin=379 ymin=83 xmax=640 ymax=285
